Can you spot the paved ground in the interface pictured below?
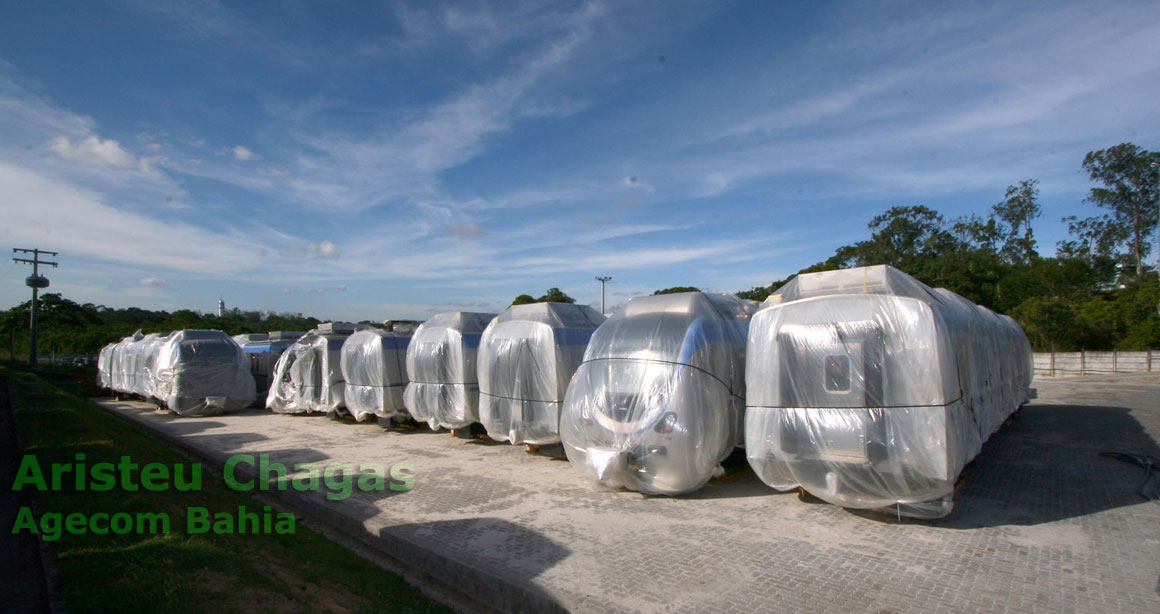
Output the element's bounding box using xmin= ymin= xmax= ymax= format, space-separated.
xmin=96 ymin=374 xmax=1160 ymax=614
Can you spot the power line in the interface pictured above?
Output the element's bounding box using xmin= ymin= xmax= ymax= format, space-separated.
xmin=12 ymin=248 xmax=59 ymax=367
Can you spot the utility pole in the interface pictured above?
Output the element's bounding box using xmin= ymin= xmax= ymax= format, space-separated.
xmin=12 ymin=248 xmax=59 ymax=367
xmin=1153 ymin=162 xmax=1160 ymax=316
xmin=595 ymin=276 xmax=612 ymax=315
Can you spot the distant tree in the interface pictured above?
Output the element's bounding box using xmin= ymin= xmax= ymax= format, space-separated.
xmin=652 ymin=286 xmax=700 ymax=295
xmin=735 ymin=285 xmax=772 ymax=301
xmin=1010 ymin=297 xmax=1081 ymax=351
xmin=851 ymin=205 xmax=958 ymax=274
xmin=1079 ymin=143 xmax=1160 ymax=276
xmin=992 ymin=179 xmax=1042 ymax=265
xmin=537 ymin=288 xmax=576 ymax=303
xmin=735 ymin=278 xmax=791 ymax=302
xmin=1056 ymin=214 xmax=1124 ymax=281
xmin=511 ymin=289 xmax=577 ymax=305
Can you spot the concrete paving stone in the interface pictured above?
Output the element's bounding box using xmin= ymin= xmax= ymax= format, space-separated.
xmin=92 ymin=373 xmax=1160 ymax=613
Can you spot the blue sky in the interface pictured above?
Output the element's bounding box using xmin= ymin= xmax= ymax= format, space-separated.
xmin=0 ymin=1 xmax=1157 ymax=321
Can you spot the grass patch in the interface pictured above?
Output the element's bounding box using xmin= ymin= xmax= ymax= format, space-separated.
xmin=4 ymin=367 xmax=449 ymax=614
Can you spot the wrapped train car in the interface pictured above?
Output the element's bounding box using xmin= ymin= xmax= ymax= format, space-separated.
xmin=744 ymin=265 xmax=1032 ymax=518
xmin=339 ymin=327 xmax=413 ymax=422
xmin=236 ymin=331 xmax=303 ymax=403
xmin=403 ymin=312 xmax=496 ymax=430
xmin=109 ymin=333 xmax=142 ymax=395
xmin=123 ymin=334 xmax=159 ymax=398
xmin=152 ymin=329 xmax=257 ymax=416
xmin=559 ymin=292 xmax=753 ymax=495
xmin=135 ymin=332 xmax=172 ymax=401
xmin=97 ymin=343 xmax=115 ymax=389
xmin=267 ymin=323 xmax=354 ymax=414
xmin=477 ymin=303 xmax=606 ymax=445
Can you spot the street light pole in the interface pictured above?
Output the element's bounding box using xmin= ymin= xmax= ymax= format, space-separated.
xmin=595 ymin=276 xmax=612 ymax=315
xmin=12 ymin=248 xmax=59 ymax=367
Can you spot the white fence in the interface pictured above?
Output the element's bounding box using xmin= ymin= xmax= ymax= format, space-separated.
xmin=1033 ymin=350 xmax=1158 ymax=376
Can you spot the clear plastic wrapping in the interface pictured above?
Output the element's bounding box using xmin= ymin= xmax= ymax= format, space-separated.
xmin=236 ymin=332 xmax=302 ymax=404
xmin=266 ymin=326 xmax=352 ymax=414
xmin=152 ymin=329 xmax=257 ymax=416
xmin=478 ymin=303 xmax=606 ymax=444
xmin=232 ymin=333 xmax=269 ymax=345
xmin=109 ymin=332 xmax=143 ymax=394
xmin=745 ymin=265 xmax=1032 ymax=518
xmin=560 ymin=293 xmax=754 ymax=495
xmin=96 ymin=343 xmax=114 ymax=389
xmin=403 ymin=312 xmax=496 ymax=430
xmin=340 ymin=329 xmax=412 ymax=422
xmin=137 ymin=332 xmax=172 ymax=400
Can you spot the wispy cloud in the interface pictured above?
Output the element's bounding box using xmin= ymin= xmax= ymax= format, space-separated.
xmin=2 ymin=1 xmax=1156 ymax=321
xmin=0 ymin=160 xmax=260 ymax=275
xmin=283 ymin=284 xmax=347 ymax=295
xmin=48 ymin=135 xmax=136 ymax=168
xmin=278 ymin=239 xmax=342 ymax=259
xmin=444 ymin=222 xmax=487 ymax=240
xmin=232 ymin=145 xmax=256 ymax=161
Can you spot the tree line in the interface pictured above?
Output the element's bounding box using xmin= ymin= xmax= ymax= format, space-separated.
xmin=0 ymin=295 xmax=320 ymax=360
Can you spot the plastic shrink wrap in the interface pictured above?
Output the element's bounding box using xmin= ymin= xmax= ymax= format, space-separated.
xmin=403 ymin=312 xmax=496 ymax=430
xmin=266 ymin=324 xmax=353 ymax=414
xmin=560 ymin=293 xmax=754 ymax=495
xmin=478 ymin=303 xmax=606 ymax=445
xmin=110 ymin=332 xmax=143 ymax=394
xmin=136 ymin=333 xmax=172 ymax=400
xmin=744 ymin=265 xmax=1032 ymax=518
xmin=339 ymin=328 xmax=412 ymax=421
xmin=152 ymin=330 xmax=256 ymax=416
xmin=236 ymin=331 xmax=302 ymax=404
xmin=232 ymin=333 xmax=269 ymax=346
xmin=96 ymin=343 xmax=114 ymax=389
xmin=124 ymin=335 xmax=155 ymax=397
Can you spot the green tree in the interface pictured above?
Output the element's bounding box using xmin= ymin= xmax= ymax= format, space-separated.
xmin=851 ymin=205 xmax=958 ymax=275
xmin=992 ymin=179 xmax=1042 ymax=265
xmin=652 ymin=286 xmax=700 ymax=295
xmin=537 ymin=288 xmax=576 ymax=303
xmin=1010 ymin=297 xmax=1082 ymax=351
xmin=511 ymin=289 xmax=576 ymax=305
xmin=1079 ymin=143 xmax=1160 ymax=276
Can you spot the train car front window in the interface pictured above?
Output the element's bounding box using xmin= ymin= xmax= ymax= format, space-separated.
xmin=823 ymin=355 xmax=851 ymax=392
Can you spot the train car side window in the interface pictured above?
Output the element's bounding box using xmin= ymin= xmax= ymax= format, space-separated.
xmin=824 ymin=354 xmax=851 ymax=392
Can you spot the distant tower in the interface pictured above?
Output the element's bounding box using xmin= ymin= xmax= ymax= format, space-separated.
xmin=217 ymin=297 xmax=226 ymax=318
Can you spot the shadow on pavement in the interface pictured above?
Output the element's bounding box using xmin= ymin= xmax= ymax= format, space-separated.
xmin=938 ymin=403 xmax=1160 ymax=528
xmin=379 ymin=517 xmax=572 ymax=614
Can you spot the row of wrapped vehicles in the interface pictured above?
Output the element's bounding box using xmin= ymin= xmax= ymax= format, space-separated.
xmin=97 ymin=265 xmax=1032 ymax=518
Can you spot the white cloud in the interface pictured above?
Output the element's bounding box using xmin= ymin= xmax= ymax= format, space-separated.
xmin=232 ymin=145 xmax=256 ymax=161
xmin=655 ymin=2 xmax=1160 ymax=204
xmin=280 ymin=239 xmax=342 ymax=259
xmin=310 ymin=240 xmax=341 ymax=259
xmin=0 ymin=160 xmax=260 ymax=275
xmin=140 ymin=277 xmax=167 ymax=287
xmin=47 ymin=135 xmax=136 ymax=168
xmin=444 ymin=222 xmax=487 ymax=240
